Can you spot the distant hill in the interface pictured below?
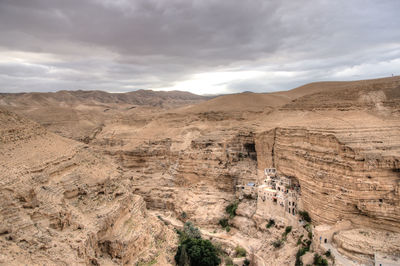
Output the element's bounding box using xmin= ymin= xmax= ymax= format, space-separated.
xmin=281 ymin=76 xmax=400 ymax=110
xmin=177 ymin=76 xmax=400 ymax=113
xmin=0 ymin=89 xmax=209 ymax=108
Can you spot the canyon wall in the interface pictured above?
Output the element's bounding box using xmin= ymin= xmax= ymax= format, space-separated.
xmin=0 ymin=109 xmax=177 ymax=265
xmin=107 ymin=130 xmax=259 ymax=225
xmin=255 ymin=127 xmax=400 ymax=232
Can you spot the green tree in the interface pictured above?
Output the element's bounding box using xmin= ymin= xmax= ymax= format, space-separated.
xmin=175 ymin=238 xmax=221 ymax=266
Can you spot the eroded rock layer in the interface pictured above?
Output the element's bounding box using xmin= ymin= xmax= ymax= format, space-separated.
xmin=109 ymin=130 xmax=259 ymax=225
xmin=256 ymin=127 xmax=400 ymax=232
xmin=0 ymin=108 xmax=177 ymax=265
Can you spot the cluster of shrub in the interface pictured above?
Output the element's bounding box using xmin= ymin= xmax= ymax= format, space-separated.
xmin=218 ymin=201 xmax=238 ymax=232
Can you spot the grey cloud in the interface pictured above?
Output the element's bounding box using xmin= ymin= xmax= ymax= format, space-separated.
xmin=0 ymin=0 xmax=399 ymax=93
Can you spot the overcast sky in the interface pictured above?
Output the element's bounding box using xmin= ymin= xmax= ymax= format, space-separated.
xmin=0 ymin=0 xmax=399 ymax=95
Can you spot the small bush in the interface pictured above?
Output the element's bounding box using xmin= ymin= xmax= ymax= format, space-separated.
xmin=313 ymin=254 xmax=328 ymax=266
xmin=235 ymin=246 xmax=247 ymax=257
xmin=219 ymin=218 xmax=229 ymax=228
xmin=243 ymin=258 xmax=251 ymax=266
xmin=324 ymin=250 xmax=331 ymax=257
xmin=181 ymin=211 xmax=187 ymax=219
xmin=272 ymin=239 xmax=283 ymax=248
xmin=183 ymin=221 xmax=201 ymax=239
xmin=226 ymin=202 xmax=238 ymax=218
xmin=225 ymin=226 xmax=231 ymax=232
xmin=283 ymin=226 xmax=292 ymax=236
xmin=297 ymin=235 xmax=304 ymax=246
xmin=308 ymin=231 xmax=313 ymax=239
xmin=299 ymin=211 xmax=311 ymax=223
xmin=266 ymin=219 xmax=275 ymax=228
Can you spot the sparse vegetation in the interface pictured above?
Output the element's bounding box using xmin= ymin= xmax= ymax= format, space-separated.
xmin=266 ymin=219 xmax=275 ymax=228
xmin=243 ymin=258 xmax=251 ymax=266
xmin=226 ymin=201 xmax=238 ymax=218
xmin=235 ymin=245 xmax=247 ymax=257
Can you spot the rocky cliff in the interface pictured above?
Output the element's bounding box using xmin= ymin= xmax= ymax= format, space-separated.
xmin=0 ymin=108 xmax=177 ymax=265
xmin=104 ymin=129 xmax=259 ymax=225
xmin=255 ymin=126 xmax=400 ymax=232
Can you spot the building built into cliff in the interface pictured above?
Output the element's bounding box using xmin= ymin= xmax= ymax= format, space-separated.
xmin=257 ymin=168 xmax=302 ymax=221
xmin=236 ymin=167 xmax=303 ymax=225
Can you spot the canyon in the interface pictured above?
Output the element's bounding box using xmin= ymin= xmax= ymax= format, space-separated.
xmin=1 ymin=76 xmax=400 ymax=265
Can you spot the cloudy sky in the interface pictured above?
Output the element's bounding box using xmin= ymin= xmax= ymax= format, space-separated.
xmin=0 ymin=0 xmax=399 ymax=95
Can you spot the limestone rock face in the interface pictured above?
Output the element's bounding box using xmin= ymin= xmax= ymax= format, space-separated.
xmin=0 ymin=108 xmax=177 ymax=265
xmin=255 ymin=127 xmax=400 ymax=232
xmin=109 ymin=130 xmax=258 ymax=225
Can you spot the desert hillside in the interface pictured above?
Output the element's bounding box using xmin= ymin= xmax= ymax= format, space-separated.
xmin=0 ymin=107 xmax=177 ymax=265
xmin=1 ymin=76 xmax=400 ymax=265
